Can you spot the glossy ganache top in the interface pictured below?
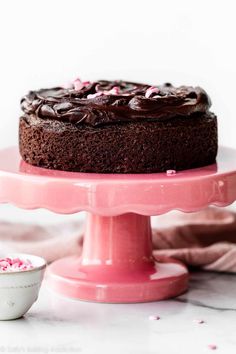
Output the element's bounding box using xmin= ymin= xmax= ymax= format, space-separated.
xmin=21 ymin=79 xmax=211 ymax=126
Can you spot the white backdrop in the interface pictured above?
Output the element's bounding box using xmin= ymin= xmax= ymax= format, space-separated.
xmin=0 ymin=0 xmax=235 ymax=222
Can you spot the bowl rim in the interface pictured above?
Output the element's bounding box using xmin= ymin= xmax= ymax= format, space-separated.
xmin=0 ymin=253 xmax=47 ymax=275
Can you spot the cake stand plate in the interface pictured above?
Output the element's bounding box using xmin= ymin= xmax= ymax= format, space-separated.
xmin=0 ymin=146 xmax=236 ymax=303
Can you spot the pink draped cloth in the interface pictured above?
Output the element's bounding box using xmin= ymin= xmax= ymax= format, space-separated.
xmin=1 ymin=207 xmax=236 ymax=272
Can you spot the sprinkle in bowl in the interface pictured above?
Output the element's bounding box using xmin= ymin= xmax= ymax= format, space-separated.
xmin=0 ymin=253 xmax=46 ymax=320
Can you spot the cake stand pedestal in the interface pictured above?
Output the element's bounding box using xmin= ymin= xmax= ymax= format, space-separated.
xmin=0 ymin=147 xmax=236 ymax=303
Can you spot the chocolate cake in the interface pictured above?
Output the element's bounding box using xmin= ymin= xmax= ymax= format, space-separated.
xmin=19 ymin=79 xmax=218 ymax=173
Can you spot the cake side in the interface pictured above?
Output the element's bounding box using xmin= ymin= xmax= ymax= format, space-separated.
xmin=19 ymin=112 xmax=217 ymax=173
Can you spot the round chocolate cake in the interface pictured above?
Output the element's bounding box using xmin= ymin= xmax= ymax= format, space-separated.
xmin=19 ymin=79 xmax=218 ymax=173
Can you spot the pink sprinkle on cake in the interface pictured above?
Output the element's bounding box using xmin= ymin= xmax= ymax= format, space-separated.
xmin=166 ymin=169 xmax=176 ymax=176
xmin=145 ymin=86 xmax=160 ymax=98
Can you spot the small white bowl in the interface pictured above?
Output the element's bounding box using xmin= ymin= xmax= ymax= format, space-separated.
xmin=0 ymin=254 xmax=46 ymax=320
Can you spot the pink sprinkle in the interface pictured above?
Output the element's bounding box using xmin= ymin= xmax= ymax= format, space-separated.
xmin=73 ymin=78 xmax=84 ymax=91
xmin=106 ymin=86 xmax=120 ymax=95
xmin=82 ymin=81 xmax=91 ymax=86
xmin=87 ymin=92 xmax=104 ymax=99
xmin=208 ymin=344 xmax=217 ymax=350
xmin=194 ymin=319 xmax=205 ymax=324
xmin=166 ymin=169 xmax=176 ymax=176
xmin=92 ymin=86 xmax=120 ymax=97
xmin=0 ymin=261 xmax=9 ymax=267
xmin=145 ymin=86 xmax=160 ymax=98
xmin=73 ymin=79 xmax=90 ymax=91
xmin=149 ymin=315 xmax=161 ymax=321
xmin=5 ymin=257 xmax=13 ymax=265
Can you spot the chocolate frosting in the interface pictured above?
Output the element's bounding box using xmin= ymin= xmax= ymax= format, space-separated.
xmin=21 ymin=80 xmax=211 ymax=126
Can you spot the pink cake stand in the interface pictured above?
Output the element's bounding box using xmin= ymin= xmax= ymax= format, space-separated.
xmin=0 ymin=147 xmax=236 ymax=303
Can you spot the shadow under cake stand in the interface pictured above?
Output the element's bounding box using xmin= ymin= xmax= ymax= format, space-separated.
xmin=0 ymin=146 xmax=236 ymax=303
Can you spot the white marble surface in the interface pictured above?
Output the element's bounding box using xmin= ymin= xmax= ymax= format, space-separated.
xmin=0 ymin=272 xmax=235 ymax=354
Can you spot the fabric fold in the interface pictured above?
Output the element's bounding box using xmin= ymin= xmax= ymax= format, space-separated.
xmin=0 ymin=207 xmax=236 ymax=272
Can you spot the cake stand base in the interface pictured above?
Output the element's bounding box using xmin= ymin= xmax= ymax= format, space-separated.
xmin=48 ymin=257 xmax=188 ymax=303
xmin=47 ymin=213 xmax=188 ymax=303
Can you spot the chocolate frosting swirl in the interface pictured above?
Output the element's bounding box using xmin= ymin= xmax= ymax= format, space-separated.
xmin=21 ymin=80 xmax=211 ymax=126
